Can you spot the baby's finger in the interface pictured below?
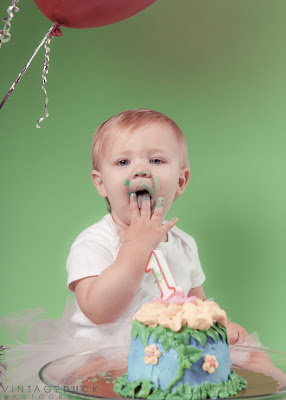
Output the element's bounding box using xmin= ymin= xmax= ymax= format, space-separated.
xmin=129 ymin=193 xmax=140 ymax=222
xmin=151 ymin=197 xmax=165 ymax=222
xmin=141 ymin=193 xmax=151 ymax=219
xmin=161 ymin=217 xmax=179 ymax=233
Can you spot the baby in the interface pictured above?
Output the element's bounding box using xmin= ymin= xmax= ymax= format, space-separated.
xmin=66 ymin=109 xmax=248 ymax=345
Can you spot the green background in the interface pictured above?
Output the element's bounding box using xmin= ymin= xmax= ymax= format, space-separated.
xmin=1 ymin=0 xmax=286 ymax=353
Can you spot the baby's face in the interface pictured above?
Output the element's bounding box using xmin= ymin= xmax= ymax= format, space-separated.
xmin=92 ymin=122 xmax=188 ymax=228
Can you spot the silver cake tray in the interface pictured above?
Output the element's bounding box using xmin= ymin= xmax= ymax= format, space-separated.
xmin=39 ymin=346 xmax=286 ymax=400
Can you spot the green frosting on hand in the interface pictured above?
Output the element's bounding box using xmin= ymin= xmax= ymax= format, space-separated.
xmin=113 ymin=371 xmax=247 ymax=400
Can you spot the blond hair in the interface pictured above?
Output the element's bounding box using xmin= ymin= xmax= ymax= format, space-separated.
xmin=91 ymin=109 xmax=190 ymax=212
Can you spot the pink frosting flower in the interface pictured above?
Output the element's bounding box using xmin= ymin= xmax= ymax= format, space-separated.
xmin=144 ymin=344 xmax=162 ymax=365
xmin=202 ymin=355 xmax=219 ymax=374
xmin=152 ymin=293 xmax=197 ymax=306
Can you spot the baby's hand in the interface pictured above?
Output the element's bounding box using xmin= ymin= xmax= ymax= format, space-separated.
xmin=227 ymin=321 xmax=250 ymax=345
xmin=118 ymin=193 xmax=178 ymax=254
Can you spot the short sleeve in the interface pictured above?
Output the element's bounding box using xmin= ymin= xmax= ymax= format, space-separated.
xmin=66 ymin=226 xmax=117 ymax=292
xmin=189 ymin=241 xmax=206 ymax=288
xmin=166 ymin=224 xmax=206 ymax=291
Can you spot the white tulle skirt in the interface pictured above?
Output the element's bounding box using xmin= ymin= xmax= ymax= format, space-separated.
xmin=0 ymin=293 xmax=264 ymax=400
xmin=0 ymin=288 xmax=161 ymax=397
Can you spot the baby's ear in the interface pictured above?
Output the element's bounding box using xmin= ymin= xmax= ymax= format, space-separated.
xmin=176 ymin=168 xmax=190 ymax=197
xmin=91 ymin=170 xmax=107 ymax=198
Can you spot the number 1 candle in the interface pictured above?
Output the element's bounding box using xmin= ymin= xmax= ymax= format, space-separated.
xmin=145 ymin=250 xmax=184 ymax=300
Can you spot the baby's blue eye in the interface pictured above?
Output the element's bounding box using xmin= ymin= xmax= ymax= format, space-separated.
xmin=119 ymin=160 xmax=129 ymax=166
xmin=151 ymin=159 xmax=162 ymax=164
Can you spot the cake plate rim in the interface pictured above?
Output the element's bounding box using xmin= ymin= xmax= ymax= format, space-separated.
xmin=39 ymin=345 xmax=286 ymax=400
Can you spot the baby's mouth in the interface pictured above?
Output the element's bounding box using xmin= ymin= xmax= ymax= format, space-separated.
xmin=136 ymin=190 xmax=150 ymax=209
xmin=126 ymin=181 xmax=157 ymax=211
xmin=135 ymin=189 xmax=155 ymax=212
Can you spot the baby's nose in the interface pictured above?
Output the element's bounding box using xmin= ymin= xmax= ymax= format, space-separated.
xmin=133 ymin=168 xmax=151 ymax=178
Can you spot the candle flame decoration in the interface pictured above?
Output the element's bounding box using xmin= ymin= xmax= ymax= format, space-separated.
xmin=145 ymin=250 xmax=183 ymax=300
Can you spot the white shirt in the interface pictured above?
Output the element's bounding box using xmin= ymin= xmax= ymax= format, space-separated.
xmin=66 ymin=214 xmax=205 ymax=340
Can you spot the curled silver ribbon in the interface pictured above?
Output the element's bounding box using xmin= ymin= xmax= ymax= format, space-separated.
xmin=0 ymin=25 xmax=54 ymax=111
xmin=0 ymin=0 xmax=20 ymax=48
xmin=0 ymin=22 xmax=62 ymax=124
xmin=36 ymin=35 xmax=53 ymax=128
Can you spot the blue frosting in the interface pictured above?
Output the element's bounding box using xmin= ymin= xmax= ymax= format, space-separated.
xmin=127 ymin=332 xmax=231 ymax=392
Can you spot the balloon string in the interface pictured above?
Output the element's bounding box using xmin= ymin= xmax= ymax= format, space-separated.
xmin=36 ymin=23 xmax=62 ymax=128
xmin=0 ymin=345 xmax=7 ymax=393
xmin=36 ymin=36 xmax=52 ymax=128
xmin=0 ymin=0 xmax=20 ymax=48
xmin=0 ymin=23 xmax=62 ymax=111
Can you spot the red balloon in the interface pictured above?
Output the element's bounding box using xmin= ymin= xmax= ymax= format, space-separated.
xmin=33 ymin=0 xmax=157 ymax=29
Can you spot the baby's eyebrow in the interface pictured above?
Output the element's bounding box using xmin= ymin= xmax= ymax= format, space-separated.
xmin=147 ymin=149 xmax=172 ymax=160
xmin=110 ymin=151 xmax=132 ymax=160
xmin=110 ymin=149 xmax=171 ymax=160
xmin=150 ymin=149 xmax=171 ymax=156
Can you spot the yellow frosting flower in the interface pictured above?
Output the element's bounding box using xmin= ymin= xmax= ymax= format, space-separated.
xmin=202 ymin=355 xmax=219 ymax=374
xmin=144 ymin=344 xmax=162 ymax=365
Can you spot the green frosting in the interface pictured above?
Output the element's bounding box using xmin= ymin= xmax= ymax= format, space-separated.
xmin=131 ymin=320 xmax=229 ymax=352
xmin=113 ymin=371 xmax=247 ymax=400
xmin=166 ymin=344 xmax=202 ymax=392
xmin=127 ymin=321 xmax=232 ymax=395
xmin=125 ymin=180 xmax=157 ymax=197
xmin=114 ymin=321 xmax=246 ymax=399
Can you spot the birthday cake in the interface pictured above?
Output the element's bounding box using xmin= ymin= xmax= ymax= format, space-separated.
xmin=114 ymin=250 xmax=247 ymax=399
xmin=114 ymin=294 xmax=247 ymax=399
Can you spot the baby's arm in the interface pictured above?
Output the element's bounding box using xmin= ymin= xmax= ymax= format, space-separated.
xmin=187 ymin=285 xmax=206 ymax=300
xmin=74 ymin=194 xmax=178 ymax=325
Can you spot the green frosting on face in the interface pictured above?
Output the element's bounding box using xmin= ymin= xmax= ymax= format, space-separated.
xmin=153 ymin=176 xmax=160 ymax=191
xmin=141 ymin=181 xmax=157 ymax=196
xmin=124 ymin=179 xmax=158 ymax=201
xmin=124 ymin=179 xmax=132 ymax=187
xmin=113 ymin=371 xmax=247 ymax=400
